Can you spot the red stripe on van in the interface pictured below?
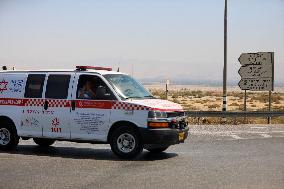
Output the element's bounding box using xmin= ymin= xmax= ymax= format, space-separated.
xmin=0 ymin=98 xmax=25 ymax=106
xmin=150 ymin=108 xmax=183 ymax=112
xmin=76 ymin=100 xmax=113 ymax=109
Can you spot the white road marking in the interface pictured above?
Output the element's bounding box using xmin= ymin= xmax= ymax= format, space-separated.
xmin=259 ymin=133 xmax=272 ymax=138
xmin=250 ymin=126 xmax=267 ymax=129
xmin=188 ymin=128 xmax=284 ymax=141
xmin=270 ymin=131 xmax=284 ymax=133
xmin=230 ymin=134 xmax=243 ymax=140
xmin=190 ymin=130 xmax=284 ymax=135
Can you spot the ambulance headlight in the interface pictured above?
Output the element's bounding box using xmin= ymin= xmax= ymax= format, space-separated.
xmin=148 ymin=111 xmax=167 ymax=119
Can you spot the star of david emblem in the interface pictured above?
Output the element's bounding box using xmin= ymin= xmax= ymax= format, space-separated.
xmin=0 ymin=79 xmax=8 ymax=93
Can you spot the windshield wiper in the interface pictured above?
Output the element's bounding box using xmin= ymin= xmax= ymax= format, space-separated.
xmin=125 ymin=96 xmax=143 ymax=99
xmin=144 ymin=95 xmax=156 ymax=99
xmin=125 ymin=95 xmax=155 ymax=99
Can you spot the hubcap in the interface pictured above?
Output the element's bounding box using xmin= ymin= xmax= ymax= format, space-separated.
xmin=117 ymin=133 xmax=136 ymax=153
xmin=0 ymin=128 xmax=11 ymax=145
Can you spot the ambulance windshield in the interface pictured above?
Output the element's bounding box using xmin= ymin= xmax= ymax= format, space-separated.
xmin=104 ymin=74 xmax=154 ymax=100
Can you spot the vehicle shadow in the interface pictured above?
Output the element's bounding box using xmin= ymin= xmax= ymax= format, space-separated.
xmin=1 ymin=144 xmax=178 ymax=161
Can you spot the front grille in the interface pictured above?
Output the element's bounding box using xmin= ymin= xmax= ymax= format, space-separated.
xmin=167 ymin=111 xmax=185 ymax=118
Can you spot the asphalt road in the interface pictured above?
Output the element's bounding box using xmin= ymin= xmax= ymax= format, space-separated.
xmin=1 ymin=124 xmax=284 ymax=189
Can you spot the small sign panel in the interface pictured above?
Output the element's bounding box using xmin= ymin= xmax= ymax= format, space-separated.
xmin=238 ymin=64 xmax=272 ymax=78
xmin=238 ymin=78 xmax=273 ymax=91
xmin=238 ymin=52 xmax=274 ymax=91
xmin=238 ymin=52 xmax=273 ymax=66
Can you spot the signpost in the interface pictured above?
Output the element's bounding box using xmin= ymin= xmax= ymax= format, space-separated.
xmin=238 ymin=52 xmax=274 ymax=123
xmin=166 ymin=79 xmax=170 ymax=100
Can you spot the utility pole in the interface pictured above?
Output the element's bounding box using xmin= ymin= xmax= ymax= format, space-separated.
xmin=222 ymin=0 xmax=228 ymax=112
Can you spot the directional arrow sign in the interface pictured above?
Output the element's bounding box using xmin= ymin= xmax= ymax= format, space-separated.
xmin=238 ymin=64 xmax=272 ymax=78
xmin=238 ymin=78 xmax=273 ymax=91
xmin=238 ymin=52 xmax=273 ymax=66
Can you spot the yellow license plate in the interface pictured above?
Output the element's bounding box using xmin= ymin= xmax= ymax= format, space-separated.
xmin=179 ymin=132 xmax=185 ymax=141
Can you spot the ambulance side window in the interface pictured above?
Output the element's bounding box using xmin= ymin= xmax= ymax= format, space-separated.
xmin=24 ymin=74 xmax=46 ymax=98
xmin=45 ymin=75 xmax=71 ymax=99
xmin=77 ymin=75 xmax=115 ymax=100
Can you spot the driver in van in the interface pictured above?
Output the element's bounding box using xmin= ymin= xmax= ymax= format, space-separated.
xmin=78 ymin=80 xmax=96 ymax=99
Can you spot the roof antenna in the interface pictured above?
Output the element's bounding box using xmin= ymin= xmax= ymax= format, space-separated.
xmin=2 ymin=66 xmax=7 ymax=70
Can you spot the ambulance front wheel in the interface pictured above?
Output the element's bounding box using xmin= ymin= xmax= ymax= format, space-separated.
xmin=33 ymin=138 xmax=55 ymax=147
xmin=0 ymin=122 xmax=19 ymax=150
xmin=110 ymin=126 xmax=143 ymax=159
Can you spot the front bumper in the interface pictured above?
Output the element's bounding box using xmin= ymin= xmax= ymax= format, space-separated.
xmin=139 ymin=126 xmax=189 ymax=145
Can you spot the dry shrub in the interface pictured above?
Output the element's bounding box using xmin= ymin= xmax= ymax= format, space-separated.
xmin=202 ymin=99 xmax=210 ymax=104
xmin=208 ymin=104 xmax=220 ymax=109
xmin=238 ymin=104 xmax=244 ymax=111
xmin=229 ymin=102 xmax=239 ymax=106
xmin=195 ymin=100 xmax=203 ymax=104
xmin=228 ymin=91 xmax=243 ymax=99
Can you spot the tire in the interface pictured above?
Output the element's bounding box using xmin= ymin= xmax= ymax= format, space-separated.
xmin=144 ymin=145 xmax=169 ymax=153
xmin=0 ymin=123 xmax=19 ymax=150
xmin=110 ymin=126 xmax=143 ymax=159
xmin=33 ymin=138 xmax=55 ymax=147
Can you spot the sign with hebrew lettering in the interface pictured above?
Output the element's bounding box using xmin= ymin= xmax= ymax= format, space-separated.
xmin=238 ymin=78 xmax=272 ymax=91
xmin=238 ymin=52 xmax=273 ymax=66
xmin=238 ymin=52 xmax=274 ymax=91
xmin=238 ymin=64 xmax=272 ymax=78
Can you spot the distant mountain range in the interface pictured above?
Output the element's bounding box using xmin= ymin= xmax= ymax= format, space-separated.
xmin=139 ymin=78 xmax=284 ymax=87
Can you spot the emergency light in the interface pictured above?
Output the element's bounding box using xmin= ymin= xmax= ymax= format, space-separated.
xmin=76 ymin=66 xmax=112 ymax=71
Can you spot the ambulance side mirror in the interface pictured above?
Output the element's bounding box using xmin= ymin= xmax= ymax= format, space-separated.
xmin=96 ymin=86 xmax=111 ymax=100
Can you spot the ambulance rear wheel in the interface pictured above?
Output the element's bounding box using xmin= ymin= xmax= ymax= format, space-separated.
xmin=0 ymin=124 xmax=19 ymax=150
xmin=110 ymin=126 xmax=143 ymax=159
xmin=33 ymin=138 xmax=55 ymax=147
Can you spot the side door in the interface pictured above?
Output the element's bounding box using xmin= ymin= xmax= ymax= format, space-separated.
xmin=70 ymin=74 xmax=115 ymax=141
xmin=42 ymin=73 xmax=72 ymax=139
xmin=21 ymin=74 xmax=46 ymax=137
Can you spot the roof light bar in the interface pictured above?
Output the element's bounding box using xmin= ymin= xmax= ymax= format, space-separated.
xmin=76 ymin=66 xmax=112 ymax=71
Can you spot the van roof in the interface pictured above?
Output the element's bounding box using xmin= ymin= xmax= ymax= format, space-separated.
xmin=0 ymin=69 xmax=126 ymax=75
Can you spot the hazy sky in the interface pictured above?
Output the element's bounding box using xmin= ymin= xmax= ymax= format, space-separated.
xmin=0 ymin=0 xmax=283 ymax=84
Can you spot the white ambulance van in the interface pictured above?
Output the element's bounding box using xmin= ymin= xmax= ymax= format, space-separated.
xmin=0 ymin=66 xmax=188 ymax=158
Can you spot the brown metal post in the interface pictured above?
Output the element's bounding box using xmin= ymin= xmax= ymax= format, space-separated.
xmin=268 ymin=52 xmax=274 ymax=124
xmin=244 ymin=90 xmax=247 ymax=112
xmin=244 ymin=90 xmax=247 ymax=123
xmin=165 ymin=79 xmax=169 ymax=100
xmin=166 ymin=83 xmax=168 ymax=100
xmin=268 ymin=90 xmax=272 ymax=124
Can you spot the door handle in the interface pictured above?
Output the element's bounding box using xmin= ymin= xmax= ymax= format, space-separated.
xmin=44 ymin=101 xmax=49 ymax=110
xmin=71 ymin=101 xmax=76 ymax=110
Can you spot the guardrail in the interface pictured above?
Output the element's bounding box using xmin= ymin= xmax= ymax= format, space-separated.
xmin=185 ymin=111 xmax=284 ymax=124
xmin=185 ymin=111 xmax=284 ymax=117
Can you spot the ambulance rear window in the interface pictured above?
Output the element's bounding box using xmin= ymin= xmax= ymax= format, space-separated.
xmin=24 ymin=74 xmax=46 ymax=98
xmin=45 ymin=75 xmax=70 ymax=99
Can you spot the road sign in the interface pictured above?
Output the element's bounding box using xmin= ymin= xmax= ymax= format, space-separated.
xmin=238 ymin=52 xmax=273 ymax=66
xmin=238 ymin=52 xmax=274 ymax=91
xmin=238 ymin=64 xmax=272 ymax=78
xmin=238 ymin=78 xmax=273 ymax=91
